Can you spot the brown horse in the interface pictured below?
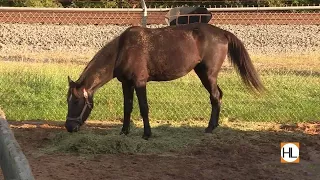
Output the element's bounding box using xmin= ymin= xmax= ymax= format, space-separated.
xmin=65 ymin=23 xmax=264 ymax=139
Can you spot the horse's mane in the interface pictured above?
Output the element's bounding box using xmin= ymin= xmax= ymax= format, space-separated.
xmin=76 ymin=35 xmax=120 ymax=87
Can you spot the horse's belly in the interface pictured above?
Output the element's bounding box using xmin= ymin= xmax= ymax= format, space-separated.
xmin=149 ymin=58 xmax=200 ymax=81
xmin=149 ymin=72 xmax=188 ymax=81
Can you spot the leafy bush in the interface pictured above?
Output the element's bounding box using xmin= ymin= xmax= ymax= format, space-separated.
xmin=24 ymin=0 xmax=62 ymax=7
xmin=0 ymin=0 xmax=62 ymax=7
xmin=67 ymin=0 xmax=118 ymax=8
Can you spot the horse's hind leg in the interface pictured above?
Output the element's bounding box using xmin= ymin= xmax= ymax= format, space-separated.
xmin=120 ymin=81 xmax=134 ymax=135
xmin=194 ymin=64 xmax=223 ymax=133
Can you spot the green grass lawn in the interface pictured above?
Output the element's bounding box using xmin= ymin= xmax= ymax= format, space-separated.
xmin=0 ymin=61 xmax=319 ymax=123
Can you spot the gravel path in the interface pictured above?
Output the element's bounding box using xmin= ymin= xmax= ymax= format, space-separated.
xmin=0 ymin=23 xmax=319 ymax=62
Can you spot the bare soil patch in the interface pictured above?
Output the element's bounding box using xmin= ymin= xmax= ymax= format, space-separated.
xmin=1 ymin=120 xmax=319 ymax=180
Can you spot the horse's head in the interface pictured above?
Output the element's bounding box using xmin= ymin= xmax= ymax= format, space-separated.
xmin=65 ymin=76 xmax=94 ymax=133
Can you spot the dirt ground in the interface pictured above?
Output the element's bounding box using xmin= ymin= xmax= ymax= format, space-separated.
xmin=1 ymin=120 xmax=320 ymax=180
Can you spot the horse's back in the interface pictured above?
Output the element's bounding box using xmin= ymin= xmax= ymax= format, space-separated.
xmin=117 ymin=23 xmax=228 ymax=82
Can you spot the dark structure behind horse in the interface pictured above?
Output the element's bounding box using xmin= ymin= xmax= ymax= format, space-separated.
xmin=65 ymin=23 xmax=265 ymax=139
xmin=165 ymin=7 xmax=212 ymax=26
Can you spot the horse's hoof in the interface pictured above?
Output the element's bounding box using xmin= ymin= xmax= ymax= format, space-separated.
xmin=205 ymin=128 xmax=213 ymax=133
xmin=142 ymin=133 xmax=151 ymax=140
xmin=120 ymin=129 xmax=129 ymax=135
xmin=205 ymin=125 xmax=219 ymax=133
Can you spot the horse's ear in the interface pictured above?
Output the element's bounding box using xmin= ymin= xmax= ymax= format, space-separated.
xmin=68 ymin=76 xmax=72 ymax=83
xmin=68 ymin=76 xmax=77 ymax=88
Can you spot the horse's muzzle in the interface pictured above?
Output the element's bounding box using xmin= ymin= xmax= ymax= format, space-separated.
xmin=65 ymin=121 xmax=80 ymax=133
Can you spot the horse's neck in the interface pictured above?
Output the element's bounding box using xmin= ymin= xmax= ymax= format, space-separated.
xmin=80 ymin=59 xmax=114 ymax=93
xmin=77 ymin=37 xmax=119 ymax=93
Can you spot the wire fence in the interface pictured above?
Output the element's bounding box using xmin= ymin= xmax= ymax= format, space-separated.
xmin=0 ymin=7 xmax=320 ymax=25
xmin=0 ymin=6 xmax=319 ymax=123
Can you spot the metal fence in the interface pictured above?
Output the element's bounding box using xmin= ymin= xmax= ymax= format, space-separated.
xmin=0 ymin=6 xmax=319 ymax=123
xmin=0 ymin=6 xmax=320 ymax=25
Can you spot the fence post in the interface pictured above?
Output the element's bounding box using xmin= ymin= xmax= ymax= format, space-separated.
xmin=0 ymin=115 xmax=35 ymax=180
xmin=140 ymin=0 xmax=147 ymax=27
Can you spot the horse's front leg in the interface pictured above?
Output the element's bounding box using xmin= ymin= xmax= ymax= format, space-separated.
xmin=120 ymin=81 xmax=134 ymax=135
xmin=134 ymin=83 xmax=151 ymax=140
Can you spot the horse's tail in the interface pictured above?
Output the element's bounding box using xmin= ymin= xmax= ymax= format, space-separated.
xmin=224 ymin=30 xmax=265 ymax=93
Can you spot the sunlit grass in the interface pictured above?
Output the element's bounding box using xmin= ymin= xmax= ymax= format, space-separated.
xmin=2 ymin=52 xmax=319 ymax=71
xmin=0 ymin=60 xmax=319 ymax=123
